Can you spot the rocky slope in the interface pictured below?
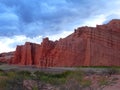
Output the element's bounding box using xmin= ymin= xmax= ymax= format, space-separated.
xmin=9 ymin=19 xmax=120 ymax=67
xmin=0 ymin=52 xmax=14 ymax=64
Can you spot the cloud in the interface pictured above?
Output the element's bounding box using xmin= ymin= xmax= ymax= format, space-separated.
xmin=0 ymin=30 xmax=73 ymax=53
xmin=0 ymin=0 xmax=117 ymax=37
xmin=47 ymin=30 xmax=73 ymax=41
xmin=81 ymin=14 xmax=107 ymax=27
xmin=0 ymin=35 xmax=43 ymax=53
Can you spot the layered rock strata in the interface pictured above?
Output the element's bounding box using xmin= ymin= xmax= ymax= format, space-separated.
xmin=11 ymin=19 xmax=120 ymax=67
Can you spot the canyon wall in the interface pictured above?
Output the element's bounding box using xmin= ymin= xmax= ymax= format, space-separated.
xmin=11 ymin=19 xmax=120 ymax=67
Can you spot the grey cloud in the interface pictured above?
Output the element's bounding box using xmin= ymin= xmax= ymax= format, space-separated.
xmin=0 ymin=0 xmax=120 ymax=37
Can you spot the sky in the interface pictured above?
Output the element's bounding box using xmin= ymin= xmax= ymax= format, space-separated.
xmin=0 ymin=0 xmax=120 ymax=53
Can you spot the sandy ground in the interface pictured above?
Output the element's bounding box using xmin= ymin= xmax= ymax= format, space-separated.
xmin=102 ymin=75 xmax=120 ymax=90
xmin=0 ymin=64 xmax=120 ymax=90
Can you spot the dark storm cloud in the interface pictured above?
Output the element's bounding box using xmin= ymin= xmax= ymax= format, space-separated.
xmin=0 ymin=0 xmax=120 ymax=37
xmin=0 ymin=0 xmax=100 ymax=37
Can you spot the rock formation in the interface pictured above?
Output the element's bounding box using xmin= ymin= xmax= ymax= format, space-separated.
xmin=0 ymin=52 xmax=14 ymax=64
xmin=10 ymin=19 xmax=120 ymax=67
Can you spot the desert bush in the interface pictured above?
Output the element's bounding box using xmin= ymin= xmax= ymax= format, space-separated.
xmin=62 ymin=79 xmax=82 ymax=90
xmin=0 ymin=71 xmax=5 ymax=76
xmin=107 ymin=68 xmax=119 ymax=76
xmin=100 ymin=68 xmax=119 ymax=76
xmin=67 ymin=70 xmax=84 ymax=82
xmin=0 ymin=69 xmax=4 ymax=72
xmin=98 ymin=77 xmax=109 ymax=87
xmin=6 ymin=71 xmax=17 ymax=79
xmin=0 ymin=70 xmax=32 ymax=90
xmin=17 ymin=70 xmax=32 ymax=79
xmin=34 ymin=71 xmax=71 ymax=85
xmin=80 ymin=79 xmax=91 ymax=88
xmin=66 ymin=70 xmax=92 ymax=89
xmin=0 ymin=77 xmax=8 ymax=89
xmin=32 ymin=86 xmax=38 ymax=90
xmin=112 ymin=77 xmax=119 ymax=81
xmin=17 ymin=70 xmax=31 ymax=76
xmin=5 ymin=78 xmax=24 ymax=90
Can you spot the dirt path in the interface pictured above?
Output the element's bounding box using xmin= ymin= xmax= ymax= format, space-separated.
xmin=0 ymin=64 xmax=112 ymax=73
xmin=102 ymin=75 xmax=120 ymax=90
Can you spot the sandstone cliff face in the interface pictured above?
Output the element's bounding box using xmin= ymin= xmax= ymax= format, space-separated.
xmin=11 ymin=38 xmax=56 ymax=67
xmin=11 ymin=19 xmax=120 ymax=67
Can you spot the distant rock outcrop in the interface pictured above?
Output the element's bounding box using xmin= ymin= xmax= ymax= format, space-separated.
xmin=10 ymin=19 xmax=120 ymax=67
xmin=0 ymin=52 xmax=14 ymax=64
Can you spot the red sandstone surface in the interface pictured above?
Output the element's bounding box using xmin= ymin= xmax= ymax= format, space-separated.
xmin=1 ymin=19 xmax=120 ymax=67
xmin=0 ymin=52 xmax=14 ymax=64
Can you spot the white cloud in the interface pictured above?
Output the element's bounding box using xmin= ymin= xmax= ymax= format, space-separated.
xmin=0 ymin=41 xmax=15 ymax=53
xmin=0 ymin=35 xmax=42 ymax=53
xmin=0 ymin=30 xmax=74 ymax=53
xmin=47 ymin=30 xmax=73 ymax=41
xmin=81 ymin=14 xmax=107 ymax=27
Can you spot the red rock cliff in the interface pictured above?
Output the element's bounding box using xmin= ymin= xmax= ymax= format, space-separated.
xmin=11 ymin=19 xmax=120 ymax=67
xmin=0 ymin=52 xmax=14 ymax=64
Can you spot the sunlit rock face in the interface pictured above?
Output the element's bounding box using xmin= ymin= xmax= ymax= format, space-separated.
xmin=11 ymin=19 xmax=120 ymax=67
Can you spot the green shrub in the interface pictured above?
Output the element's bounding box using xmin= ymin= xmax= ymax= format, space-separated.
xmin=80 ymin=79 xmax=91 ymax=88
xmin=0 ymin=71 xmax=5 ymax=76
xmin=0 ymin=77 xmax=8 ymax=89
xmin=7 ymin=71 xmax=17 ymax=78
xmin=32 ymin=86 xmax=38 ymax=90
xmin=107 ymin=68 xmax=119 ymax=76
xmin=34 ymin=71 xmax=71 ymax=85
xmin=67 ymin=70 xmax=84 ymax=82
xmin=99 ymin=77 xmax=109 ymax=86
xmin=17 ymin=70 xmax=32 ymax=79
xmin=17 ymin=70 xmax=31 ymax=76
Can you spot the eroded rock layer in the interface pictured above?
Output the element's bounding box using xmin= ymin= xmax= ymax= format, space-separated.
xmin=11 ymin=19 xmax=120 ymax=67
xmin=0 ymin=52 xmax=14 ymax=64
